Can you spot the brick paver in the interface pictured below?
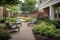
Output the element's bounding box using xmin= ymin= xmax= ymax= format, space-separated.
xmin=9 ymin=22 xmax=35 ymax=40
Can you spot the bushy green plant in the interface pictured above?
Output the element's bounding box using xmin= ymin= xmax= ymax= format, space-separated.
xmin=44 ymin=20 xmax=60 ymax=28
xmin=6 ymin=17 xmax=15 ymax=24
xmin=33 ymin=22 xmax=60 ymax=37
xmin=36 ymin=20 xmax=44 ymax=24
xmin=0 ymin=24 xmax=6 ymax=29
xmin=54 ymin=21 xmax=60 ymax=28
xmin=0 ymin=29 xmax=11 ymax=40
xmin=38 ymin=20 xmax=60 ymax=28
xmin=42 ymin=19 xmax=54 ymax=24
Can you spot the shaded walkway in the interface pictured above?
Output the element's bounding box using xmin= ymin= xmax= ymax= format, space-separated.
xmin=9 ymin=22 xmax=35 ymax=40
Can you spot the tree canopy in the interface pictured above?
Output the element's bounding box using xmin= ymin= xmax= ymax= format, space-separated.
xmin=0 ymin=0 xmax=21 ymax=20
xmin=21 ymin=0 xmax=37 ymax=13
xmin=0 ymin=0 xmax=20 ymax=6
xmin=8 ymin=6 xmax=20 ymax=13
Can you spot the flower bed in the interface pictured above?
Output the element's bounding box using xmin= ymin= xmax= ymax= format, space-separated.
xmin=33 ymin=21 xmax=60 ymax=40
xmin=33 ymin=33 xmax=60 ymax=40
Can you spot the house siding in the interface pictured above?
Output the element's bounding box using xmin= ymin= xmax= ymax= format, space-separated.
xmin=38 ymin=0 xmax=60 ymax=10
xmin=38 ymin=0 xmax=60 ymax=20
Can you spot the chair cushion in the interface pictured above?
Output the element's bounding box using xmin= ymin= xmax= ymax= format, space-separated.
xmin=12 ymin=25 xmax=16 ymax=29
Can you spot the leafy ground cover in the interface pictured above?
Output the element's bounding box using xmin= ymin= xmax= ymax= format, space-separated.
xmin=0 ymin=24 xmax=11 ymax=40
xmin=33 ymin=20 xmax=60 ymax=40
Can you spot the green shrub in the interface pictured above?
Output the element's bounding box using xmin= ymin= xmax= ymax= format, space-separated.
xmin=6 ymin=17 xmax=15 ymax=24
xmin=0 ymin=30 xmax=11 ymax=40
xmin=44 ymin=20 xmax=60 ymax=28
xmin=0 ymin=24 xmax=6 ymax=29
xmin=36 ymin=20 xmax=44 ymax=25
xmin=38 ymin=20 xmax=60 ymax=28
xmin=54 ymin=21 xmax=60 ymax=28
xmin=33 ymin=22 xmax=60 ymax=37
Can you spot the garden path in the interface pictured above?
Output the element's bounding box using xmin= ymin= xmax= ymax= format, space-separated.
xmin=9 ymin=22 xmax=35 ymax=40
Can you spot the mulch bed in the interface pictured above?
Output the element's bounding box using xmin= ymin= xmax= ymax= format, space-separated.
xmin=32 ymin=30 xmax=60 ymax=40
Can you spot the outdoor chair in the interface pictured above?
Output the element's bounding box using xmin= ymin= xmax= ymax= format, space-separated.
xmin=15 ymin=18 xmax=22 ymax=27
xmin=5 ymin=22 xmax=20 ymax=32
xmin=28 ymin=19 xmax=37 ymax=27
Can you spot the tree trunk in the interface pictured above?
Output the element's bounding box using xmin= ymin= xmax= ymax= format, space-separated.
xmin=3 ymin=7 xmax=7 ymax=21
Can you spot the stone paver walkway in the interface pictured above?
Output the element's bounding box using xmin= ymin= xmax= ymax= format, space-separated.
xmin=9 ymin=22 xmax=35 ymax=40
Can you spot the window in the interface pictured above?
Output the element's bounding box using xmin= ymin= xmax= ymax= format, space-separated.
xmin=55 ymin=7 xmax=60 ymax=19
